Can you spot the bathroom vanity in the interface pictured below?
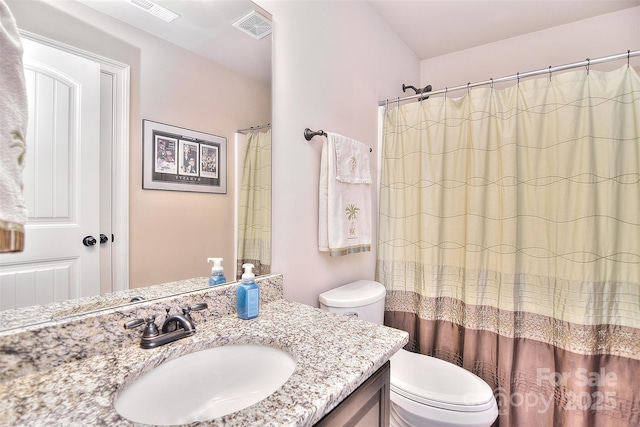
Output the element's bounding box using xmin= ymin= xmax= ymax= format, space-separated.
xmin=316 ymin=360 xmax=390 ymax=426
xmin=0 ymin=274 xmax=407 ymax=426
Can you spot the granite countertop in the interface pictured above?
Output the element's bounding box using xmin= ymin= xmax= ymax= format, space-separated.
xmin=0 ymin=298 xmax=408 ymax=426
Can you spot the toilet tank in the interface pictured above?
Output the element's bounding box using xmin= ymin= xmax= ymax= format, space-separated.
xmin=318 ymin=280 xmax=386 ymax=325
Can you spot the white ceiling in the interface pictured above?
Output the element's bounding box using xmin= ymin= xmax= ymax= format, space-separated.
xmin=76 ymin=0 xmax=639 ymax=85
xmin=76 ymin=0 xmax=273 ymax=84
xmin=369 ymin=0 xmax=639 ymax=60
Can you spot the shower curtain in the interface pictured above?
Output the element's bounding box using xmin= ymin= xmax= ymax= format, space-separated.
xmin=378 ymin=65 xmax=640 ymax=426
xmin=237 ymin=129 xmax=271 ymax=279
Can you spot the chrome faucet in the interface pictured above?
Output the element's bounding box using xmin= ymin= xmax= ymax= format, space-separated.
xmin=124 ymin=303 xmax=207 ymax=349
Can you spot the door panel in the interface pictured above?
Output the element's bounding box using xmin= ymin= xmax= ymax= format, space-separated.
xmin=0 ymin=37 xmax=100 ymax=309
xmin=0 ymin=260 xmax=73 ymax=311
xmin=24 ymin=66 xmax=73 ymax=220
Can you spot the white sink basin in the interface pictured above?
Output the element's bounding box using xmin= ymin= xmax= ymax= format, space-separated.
xmin=114 ymin=344 xmax=296 ymax=425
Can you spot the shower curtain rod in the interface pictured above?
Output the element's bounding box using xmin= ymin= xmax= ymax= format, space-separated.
xmin=378 ymin=49 xmax=640 ymax=106
xmin=237 ymin=123 xmax=271 ymax=134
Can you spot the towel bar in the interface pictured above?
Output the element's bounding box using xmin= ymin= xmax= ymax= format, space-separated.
xmin=304 ymin=128 xmax=372 ymax=152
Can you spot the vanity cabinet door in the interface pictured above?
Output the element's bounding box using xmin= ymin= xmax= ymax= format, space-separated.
xmin=315 ymin=360 xmax=390 ymax=427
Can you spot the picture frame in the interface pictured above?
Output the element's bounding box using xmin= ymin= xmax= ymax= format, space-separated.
xmin=143 ymin=120 xmax=227 ymax=194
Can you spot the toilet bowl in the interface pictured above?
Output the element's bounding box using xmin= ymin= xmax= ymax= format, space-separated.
xmin=389 ymin=348 xmax=498 ymax=427
xmin=319 ymin=280 xmax=498 ymax=427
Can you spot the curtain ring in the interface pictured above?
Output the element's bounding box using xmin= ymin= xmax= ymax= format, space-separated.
xmin=445 ymin=87 xmax=448 ymax=100
xmin=549 ymin=66 xmax=552 ymax=82
xmin=586 ymin=58 xmax=590 ymax=75
xmin=397 ymin=97 xmax=400 ymax=109
xmin=628 ymin=50 xmax=631 ymax=67
xmin=490 ymin=78 xmax=494 ymax=91
xmin=517 ymin=72 xmax=520 ymax=85
xmin=385 ymin=99 xmax=389 ymax=109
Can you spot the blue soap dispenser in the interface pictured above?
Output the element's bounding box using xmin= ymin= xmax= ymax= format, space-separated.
xmin=207 ymin=257 xmax=226 ymax=286
xmin=237 ymin=263 xmax=260 ymax=319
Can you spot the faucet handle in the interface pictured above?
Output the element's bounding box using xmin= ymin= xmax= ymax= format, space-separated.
xmin=142 ymin=315 xmax=159 ymax=338
xmin=124 ymin=316 xmax=159 ymax=338
xmin=124 ymin=318 xmax=145 ymax=329
xmin=182 ymin=303 xmax=208 ymax=323
xmin=189 ymin=303 xmax=208 ymax=312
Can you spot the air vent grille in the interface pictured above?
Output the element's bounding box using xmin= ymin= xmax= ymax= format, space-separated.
xmin=126 ymin=0 xmax=180 ymax=22
xmin=130 ymin=0 xmax=154 ymax=10
xmin=233 ymin=10 xmax=272 ymax=40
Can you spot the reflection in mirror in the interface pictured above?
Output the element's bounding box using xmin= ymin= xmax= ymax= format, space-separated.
xmin=236 ymin=126 xmax=272 ymax=280
xmin=0 ymin=0 xmax=271 ymax=332
xmin=0 ymin=277 xmax=217 ymax=331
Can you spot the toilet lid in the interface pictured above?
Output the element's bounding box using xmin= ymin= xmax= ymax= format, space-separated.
xmin=319 ymin=280 xmax=385 ymax=308
xmin=390 ymin=349 xmax=496 ymax=412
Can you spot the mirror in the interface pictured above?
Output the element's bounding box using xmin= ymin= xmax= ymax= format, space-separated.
xmin=0 ymin=0 xmax=271 ymax=331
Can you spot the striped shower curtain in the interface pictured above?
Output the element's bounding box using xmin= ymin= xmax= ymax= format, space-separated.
xmin=237 ymin=129 xmax=271 ymax=279
xmin=378 ymin=65 xmax=640 ymax=426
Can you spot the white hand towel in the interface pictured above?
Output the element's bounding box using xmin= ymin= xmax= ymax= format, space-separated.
xmin=335 ymin=136 xmax=371 ymax=184
xmin=0 ymin=1 xmax=28 ymax=253
xmin=319 ymin=132 xmax=372 ymax=256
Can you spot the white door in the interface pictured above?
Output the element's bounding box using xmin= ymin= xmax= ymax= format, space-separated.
xmin=0 ymin=38 xmax=101 ymax=310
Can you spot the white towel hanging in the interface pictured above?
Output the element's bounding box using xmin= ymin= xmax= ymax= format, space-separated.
xmin=0 ymin=2 xmax=28 ymax=253
xmin=319 ymin=132 xmax=372 ymax=256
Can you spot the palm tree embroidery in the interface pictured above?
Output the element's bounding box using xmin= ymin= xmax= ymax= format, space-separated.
xmin=10 ymin=131 xmax=26 ymax=165
xmin=349 ymin=155 xmax=357 ymax=172
xmin=345 ymin=204 xmax=360 ymax=238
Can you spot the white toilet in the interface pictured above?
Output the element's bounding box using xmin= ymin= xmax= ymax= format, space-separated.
xmin=319 ymin=280 xmax=499 ymax=427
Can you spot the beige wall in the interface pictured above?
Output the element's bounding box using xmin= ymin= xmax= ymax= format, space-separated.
xmin=8 ymin=0 xmax=271 ymax=288
xmin=261 ymin=0 xmax=420 ymax=307
xmin=419 ymin=7 xmax=640 ymax=92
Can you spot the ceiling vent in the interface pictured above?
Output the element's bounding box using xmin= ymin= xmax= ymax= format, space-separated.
xmin=125 ymin=0 xmax=180 ymax=23
xmin=233 ymin=10 xmax=272 ymax=40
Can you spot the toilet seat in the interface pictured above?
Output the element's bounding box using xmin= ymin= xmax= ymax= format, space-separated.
xmin=390 ymin=349 xmax=496 ymax=413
